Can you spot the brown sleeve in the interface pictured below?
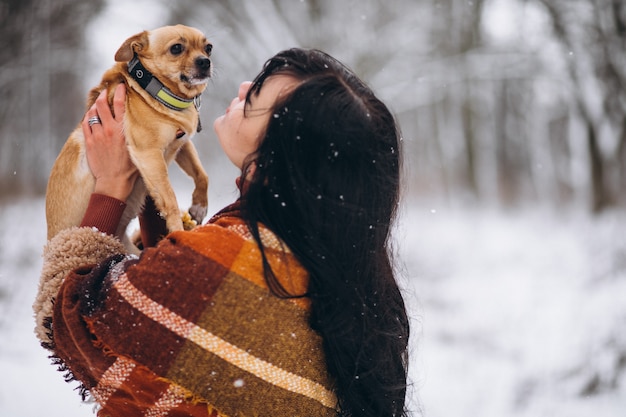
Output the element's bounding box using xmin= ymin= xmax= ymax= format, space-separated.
xmin=79 ymin=193 xmax=127 ymax=235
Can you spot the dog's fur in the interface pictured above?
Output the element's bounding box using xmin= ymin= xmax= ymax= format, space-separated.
xmin=46 ymin=25 xmax=211 ymax=251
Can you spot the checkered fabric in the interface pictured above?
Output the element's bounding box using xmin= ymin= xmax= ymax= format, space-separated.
xmin=35 ymin=204 xmax=338 ymax=417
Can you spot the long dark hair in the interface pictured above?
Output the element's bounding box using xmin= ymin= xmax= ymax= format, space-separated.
xmin=240 ymin=48 xmax=409 ymax=417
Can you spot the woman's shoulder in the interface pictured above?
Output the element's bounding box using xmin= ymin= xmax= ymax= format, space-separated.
xmin=161 ymin=210 xmax=310 ymax=309
xmin=164 ymin=213 xmax=261 ymax=265
xmin=174 ymin=213 xmax=286 ymax=252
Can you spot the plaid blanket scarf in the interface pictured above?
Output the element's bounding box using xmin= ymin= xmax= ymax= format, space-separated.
xmin=34 ymin=204 xmax=338 ymax=416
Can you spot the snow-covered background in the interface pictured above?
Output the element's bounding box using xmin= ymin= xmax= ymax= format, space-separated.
xmin=2 ymin=185 xmax=626 ymax=416
xmin=2 ymin=0 xmax=626 ymax=415
xmin=399 ymin=200 xmax=626 ymax=416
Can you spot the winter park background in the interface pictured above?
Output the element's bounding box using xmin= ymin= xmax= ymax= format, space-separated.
xmin=1 ymin=0 xmax=626 ymax=416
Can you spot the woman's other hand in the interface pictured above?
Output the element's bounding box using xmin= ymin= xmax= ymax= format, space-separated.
xmin=82 ymin=84 xmax=138 ymax=201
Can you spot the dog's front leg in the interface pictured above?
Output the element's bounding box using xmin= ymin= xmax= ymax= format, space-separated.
xmin=175 ymin=141 xmax=209 ymax=223
xmin=131 ymin=149 xmax=183 ymax=233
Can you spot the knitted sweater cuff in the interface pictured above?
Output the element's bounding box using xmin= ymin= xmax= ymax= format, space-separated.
xmin=80 ymin=193 xmax=126 ymax=235
xmin=33 ymin=227 xmax=127 ymax=346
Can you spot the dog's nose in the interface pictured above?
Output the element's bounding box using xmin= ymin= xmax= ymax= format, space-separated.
xmin=195 ymin=57 xmax=211 ymax=71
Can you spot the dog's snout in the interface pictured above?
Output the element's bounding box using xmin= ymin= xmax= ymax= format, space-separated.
xmin=196 ymin=56 xmax=211 ymax=71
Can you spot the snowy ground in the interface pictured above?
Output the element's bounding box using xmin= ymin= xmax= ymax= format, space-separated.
xmin=1 ymin=187 xmax=625 ymax=416
xmin=398 ymin=199 xmax=626 ymax=416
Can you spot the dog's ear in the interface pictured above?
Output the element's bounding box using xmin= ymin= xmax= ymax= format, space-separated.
xmin=114 ymin=31 xmax=149 ymax=62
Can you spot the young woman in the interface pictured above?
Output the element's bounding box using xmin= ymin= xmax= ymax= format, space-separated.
xmin=34 ymin=48 xmax=410 ymax=417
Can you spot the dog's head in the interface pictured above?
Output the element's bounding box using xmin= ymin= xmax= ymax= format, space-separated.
xmin=115 ymin=25 xmax=212 ymax=99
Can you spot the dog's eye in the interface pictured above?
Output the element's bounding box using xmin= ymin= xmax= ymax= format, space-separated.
xmin=170 ymin=44 xmax=184 ymax=55
xmin=205 ymin=44 xmax=213 ymax=55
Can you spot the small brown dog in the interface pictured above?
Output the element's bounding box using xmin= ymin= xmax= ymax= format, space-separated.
xmin=46 ymin=25 xmax=211 ymax=251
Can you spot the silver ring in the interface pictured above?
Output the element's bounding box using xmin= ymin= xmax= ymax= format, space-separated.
xmin=88 ymin=116 xmax=101 ymax=126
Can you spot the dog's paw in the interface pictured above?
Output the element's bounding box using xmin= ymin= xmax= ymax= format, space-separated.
xmin=188 ymin=203 xmax=208 ymax=224
xmin=181 ymin=211 xmax=198 ymax=231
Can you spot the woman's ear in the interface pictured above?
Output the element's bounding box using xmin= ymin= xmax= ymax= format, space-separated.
xmin=244 ymin=161 xmax=257 ymax=182
xmin=236 ymin=160 xmax=257 ymax=192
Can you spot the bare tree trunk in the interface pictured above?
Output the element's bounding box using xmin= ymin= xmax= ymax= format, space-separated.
xmin=432 ymin=99 xmax=450 ymax=199
xmin=461 ymin=91 xmax=479 ymax=198
xmin=617 ymin=116 xmax=626 ymax=205
xmin=547 ymin=115 xmax=574 ymax=204
xmin=495 ymin=81 xmax=514 ymax=206
xmin=586 ymin=120 xmax=612 ymax=212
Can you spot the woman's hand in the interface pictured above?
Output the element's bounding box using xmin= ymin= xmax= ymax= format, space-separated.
xmin=82 ymin=84 xmax=138 ymax=201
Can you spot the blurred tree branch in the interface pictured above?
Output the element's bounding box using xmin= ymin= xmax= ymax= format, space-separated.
xmin=536 ymin=0 xmax=626 ymax=211
xmin=2 ymin=0 xmax=625 ymax=213
xmin=0 ymin=0 xmax=105 ymax=196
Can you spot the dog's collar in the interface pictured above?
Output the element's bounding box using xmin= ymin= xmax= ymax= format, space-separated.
xmin=127 ymin=55 xmax=200 ymax=111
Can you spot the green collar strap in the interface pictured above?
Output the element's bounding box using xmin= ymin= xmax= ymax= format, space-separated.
xmin=128 ymin=55 xmax=198 ymax=111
